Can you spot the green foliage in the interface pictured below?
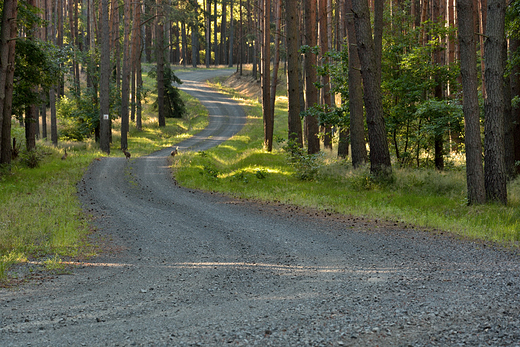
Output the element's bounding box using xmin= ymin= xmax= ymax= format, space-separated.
xmin=57 ymin=90 xmax=100 ymax=141
xmin=148 ymin=66 xmax=187 ymax=118
xmin=19 ymin=148 xmax=44 ymax=169
xmin=414 ymin=99 xmax=464 ymax=137
xmin=13 ymin=39 xmax=64 ymax=117
xmin=283 ymin=140 xmax=323 ymax=181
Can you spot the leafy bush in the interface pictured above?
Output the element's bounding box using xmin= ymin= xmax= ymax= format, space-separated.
xmin=283 ymin=140 xmax=323 ymax=181
xmin=20 ymin=149 xmax=43 ymax=168
xmin=57 ymin=92 xmax=99 ymax=141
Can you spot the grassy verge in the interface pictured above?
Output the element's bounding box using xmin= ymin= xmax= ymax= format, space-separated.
xmin=173 ymin=78 xmax=520 ymax=246
xmin=0 ymin=73 xmax=208 ymax=284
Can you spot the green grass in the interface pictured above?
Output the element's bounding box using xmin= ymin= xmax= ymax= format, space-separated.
xmin=0 ymin=71 xmax=210 ymax=283
xmin=173 ymin=79 xmax=520 ymax=246
xmin=0 ymin=143 xmax=102 ymax=282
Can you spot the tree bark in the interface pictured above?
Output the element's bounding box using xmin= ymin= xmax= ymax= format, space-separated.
xmin=286 ymin=0 xmax=302 ymax=146
xmin=25 ymin=0 xmax=39 ymax=151
xmin=0 ymin=0 xmax=18 ymax=165
xmin=206 ymin=0 xmax=211 ymax=67
xmin=304 ymin=0 xmax=320 ymax=154
xmin=261 ymin=0 xmax=272 ymax=151
xmin=120 ymin=0 xmax=132 ymax=150
xmin=352 ymin=0 xmax=392 ymax=177
xmin=503 ymin=37 xmax=515 ymax=179
xmin=511 ymin=37 xmax=520 ymax=176
xmin=221 ymin=0 xmax=228 ymax=65
xmin=345 ymin=0 xmax=367 ymax=167
xmin=483 ymin=0 xmax=507 ymax=204
xmin=270 ymin=0 xmax=282 ymax=126
xmin=100 ymin=0 xmax=111 ymax=154
xmin=319 ymin=0 xmax=332 ymax=149
xmin=157 ymin=0 xmax=166 ymax=126
xmin=456 ymin=0 xmax=485 ymax=204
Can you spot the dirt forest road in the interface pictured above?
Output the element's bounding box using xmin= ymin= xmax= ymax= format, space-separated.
xmin=2 ymin=69 xmax=520 ymax=346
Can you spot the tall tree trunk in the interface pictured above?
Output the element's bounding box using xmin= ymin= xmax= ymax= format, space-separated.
xmin=120 ymin=0 xmax=131 ymax=150
xmin=214 ymin=0 xmax=219 ymax=65
xmin=25 ymin=0 xmax=39 ymax=151
xmin=221 ymin=0 xmax=228 ymax=65
xmin=286 ymin=0 xmax=302 ymax=146
xmin=305 ymin=0 xmax=320 ymax=154
xmin=319 ymin=0 xmax=332 ymax=149
xmin=511 ymin=37 xmax=520 ymax=176
xmin=352 ymin=0 xmax=392 ymax=177
xmin=262 ymin=0 xmax=272 ymax=151
xmin=479 ymin=0 xmax=487 ymax=98
xmin=228 ymin=0 xmax=234 ymax=67
xmin=433 ymin=0 xmax=444 ymax=170
xmin=345 ymin=0 xmax=367 ymax=166
xmin=100 ymin=0 xmax=111 ymax=154
xmin=503 ymin=38 xmax=515 ymax=179
xmin=270 ymin=0 xmax=281 ymax=125
xmin=206 ymin=0 xmax=211 ymax=67
xmin=239 ymin=0 xmax=243 ymax=74
xmin=157 ymin=0 xmax=166 ymax=126
xmin=191 ymin=24 xmax=198 ymax=68
xmin=181 ymin=21 xmax=187 ymax=67
xmin=112 ymin=0 xmax=121 ymax=93
xmin=0 ymin=0 xmax=18 ymax=165
xmin=483 ymin=0 xmax=507 ymax=204
xmin=456 ymin=0 xmax=485 ymax=204
xmin=145 ymin=1 xmax=153 ymax=62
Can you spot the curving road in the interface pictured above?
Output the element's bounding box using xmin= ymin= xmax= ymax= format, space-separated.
xmin=1 ymin=69 xmax=520 ymax=346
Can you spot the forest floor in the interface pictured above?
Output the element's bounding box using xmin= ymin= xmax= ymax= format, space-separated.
xmin=1 ymin=69 xmax=519 ymax=346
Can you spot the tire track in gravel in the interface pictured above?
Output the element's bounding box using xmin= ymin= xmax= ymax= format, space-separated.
xmin=1 ymin=68 xmax=520 ymax=347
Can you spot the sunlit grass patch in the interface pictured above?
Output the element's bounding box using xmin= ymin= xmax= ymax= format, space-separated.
xmin=174 ymin=75 xmax=520 ymax=246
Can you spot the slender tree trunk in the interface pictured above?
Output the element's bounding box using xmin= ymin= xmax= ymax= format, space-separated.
xmin=157 ymin=0 xmax=166 ymax=126
xmin=433 ymin=0 xmax=444 ymax=170
xmin=503 ymin=38 xmax=515 ymax=179
xmin=145 ymin=2 xmax=152 ymax=62
xmin=270 ymin=0 xmax=281 ymax=125
xmin=214 ymin=0 xmax=219 ymax=65
xmin=483 ymin=0 xmax=507 ymax=204
xmin=456 ymin=0 xmax=485 ymax=204
xmin=261 ymin=0 xmax=272 ymax=151
xmin=239 ymin=0 xmax=243 ymax=74
xmin=181 ymin=21 xmax=187 ymax=67
xmin=228 ymin=0 xmax=234 ymax=67
xmin=222 ymin=0 xmax=228 ymax=65
xmin=120 ymin=0 xmax=131 ymax=150
xmin=305 ymin=0 xmax=320 ymax=154
xmin=206 ymin=0 xmax=211 ymax=67
xmin=286 ymin=0 xmax=303 ymax=146
xmin=25 ymin=0 xmax=39 ymax=151
xmin=345 ymin=0 xmax=367 ymax=166
xmin=0 ymin=0 xmax=18 ymax=164
xmin=100 ymin=0 xmax=111 ymax=154
xmin=352 ymin=0 xmax=392 ymax=177
xmin=319 ymin=0 xmax=332 ymax=149
xmin=511 ymin=37 xmax=520 ymax=176
xmin=191 ymin=24 xmax=198 ymax=67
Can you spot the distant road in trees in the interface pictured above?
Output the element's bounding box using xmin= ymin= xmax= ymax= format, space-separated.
xmin=1 ymin=68 xmax=519 ymax=346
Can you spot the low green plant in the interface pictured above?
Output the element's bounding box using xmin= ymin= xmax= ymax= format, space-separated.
xmin=44 ymin=254 xmax=66 ymax=271
xmin=283 ymin=140 xmax=323 ymax=181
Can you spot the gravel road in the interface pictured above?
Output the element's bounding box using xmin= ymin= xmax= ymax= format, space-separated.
xmin=1 ymin=69 xmax=520 ymax=346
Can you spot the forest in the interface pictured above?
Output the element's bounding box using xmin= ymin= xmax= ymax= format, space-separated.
xmin=0 ymin=0 xmax=520 ymax=209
